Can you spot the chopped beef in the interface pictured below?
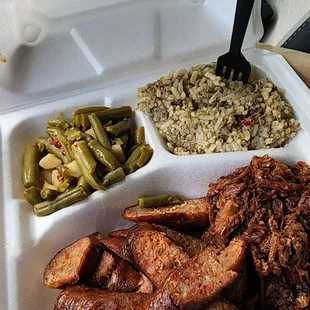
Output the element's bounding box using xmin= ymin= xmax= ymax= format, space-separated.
xmin=206 ymin=155 xmax=310 ymax=309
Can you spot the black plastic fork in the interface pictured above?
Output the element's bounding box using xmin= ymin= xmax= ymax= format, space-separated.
xmin=216 ymin=0 xmax=256 ymax=83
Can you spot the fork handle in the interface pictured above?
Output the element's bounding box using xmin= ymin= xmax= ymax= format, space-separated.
xmin=229 ymin=0 xmax=255 ymax=55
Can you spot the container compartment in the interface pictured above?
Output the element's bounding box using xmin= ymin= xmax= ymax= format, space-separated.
xmin=1 ymin=0 xmax=310 ymax=309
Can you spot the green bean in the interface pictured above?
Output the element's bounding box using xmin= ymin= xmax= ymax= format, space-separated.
xmin=83 ymin=133 xmax=94 ymax=143
xmin=65 ymin=127 xmax=83 ymax=141
xmin=58 ymin=177 xmax=74 ymax=193
xmin=47 ymin=127 xmax=72 ymax=162
xmin=57 ymin=165 xmax=69 ymax=177
xmin=96 ymin=162 xmax=108 ymax=180
xmin=47 ymin=119 xmax=70 ymax=131
xmin=23 ymin=186 xmax=44 ymax=205
xmin=88 ymin=140 xmax=120 ymax=172
xmin=134 ymin=126 xmax=146 ymax=145
xmin=120 ymin=134 xmax=129 ymax=151
xmin=80 ymin=113 xmax=91 ymax=129
xmin=102 ymin=167 xmax=126 ymax=187
xmin=66 ymin=128 xmax=93 ymax=143
xmin=37 ymin=142 xmax=45 ymax=153
xmin=34 ymin=187 xmax=88 ymax=216
xmin=136 ymin=145 xmax=153 ymax=167
xmin=88 ymin=113 xmax=111 ymax=150
xmin=71 ymin=141 xmax=106 ymax=190
xmin=123 ymin=144 xmax=144 ymax=174
xmin=74 ymin=115 xmax=81 ymax=127
xmin=43 ymin=181 xmax=58 ymax=190
xmin=23 ymin=144 xmax=40 ymax=188
xmin=104 ymin=120 xmax=113 ymax=127
xmin=105 ymin=120 xmax=131 ymax=138
xmin=124 ymin=144 xmax=153 ymax=174
xmin=127 ymin=144 xmax=139 ymax=156
xmin=96 ymin=106 xmax=132 ymax=123
xmin=77 ymin=176 xmax=92 ymax=194
xmin=111 ymin=144 xmax=126 ymax=164
xmin=114 ymin=138 xmax=123 ymax=146
xmin=47 ymin=119 xmax=60 ymax=127
xmin=73 ymin=106 xmax=109 ymax=116
xmin=138 ymin=194 xmax=184 ymax=208
xmin=66 ymin=140 xmax=74 ymax=161
xmin=125 ymin=133 xmax=135 ymax=154
xmin=41 ymin=188 xmax=60 ymax=200
xmin=36 ymin=137 xmax=69 ymax=164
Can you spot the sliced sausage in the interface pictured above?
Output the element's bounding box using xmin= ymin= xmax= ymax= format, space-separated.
xmin=136 ymin=273 xmax=154 ymax=294
xmin=54 ymin=285 xmax=151 ymax=310
xmin=206 ymin=299 xmax=238 ymax=310
xmin=123 ymin=198 xmax=209 ymax=230
xmin=153 ymin=224 xmax=206 ymax=257
xmin=219 ymin=238 xmax=248 ymax=304
xmin=145 ymin=238 xmax=246 ymax=310
xmin=107 ymin=260 xmax=141 ymax=292
xmin=109 ymin=228 xmax=130 ymax=238
xmin=100 ymin=237 xmax=132 ymax=262
xmin=44 ymin=233 xmax=103 ymax=289
xmin=127 ymin=224 xmax=189 ymax=287
xmin=91 ymin=250 xmax=119 ymax=287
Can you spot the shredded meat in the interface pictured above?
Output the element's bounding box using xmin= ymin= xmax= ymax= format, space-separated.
xmin=206 ymin=155 xmax=310 ymax=309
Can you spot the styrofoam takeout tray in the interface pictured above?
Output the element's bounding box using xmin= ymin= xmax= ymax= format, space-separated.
xmin=1 ymin=0 xmax=310 ymax=309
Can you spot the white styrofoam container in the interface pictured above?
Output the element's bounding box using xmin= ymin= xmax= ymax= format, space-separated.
xmin=1 ymin=0 xmax=310 ymax=309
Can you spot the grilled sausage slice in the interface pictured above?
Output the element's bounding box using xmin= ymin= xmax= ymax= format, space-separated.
xmin=152 ymin=224 xmax=206 ymax=257
xmin=100 ymin=237 xmax=132 ymax=262
xmin=107 ymin=260 xmax=141 ymax=292
xmin=145 ymin=238 xmax=246 ymax=310
xmin=136 ymin=273 xmax=154 ymax=294
xmin=206 ymin=299 xmax=238 ymax=310
xmin=44 ymin=233 xmax=103 ymax=289
xmin=218 ymin=238 xmax=247 ymax=304
xmin=127 ymin=224 xmax=189 ymax=287
xmin=91 ymin=250 xmax=119 ymax=287
xmin=123 ymin=198 xmax=209 ymax=229
xmin=54 ymin=285 xmax=151 ymax=310
xmin=108 ymin=228 xmax=130 ymax=238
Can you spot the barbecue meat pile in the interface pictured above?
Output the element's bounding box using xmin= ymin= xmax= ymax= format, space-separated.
xmin=205 ymin=155 xmax=310 ymax=309
xmin=44 ymin=155 xmax=310 ymax=309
